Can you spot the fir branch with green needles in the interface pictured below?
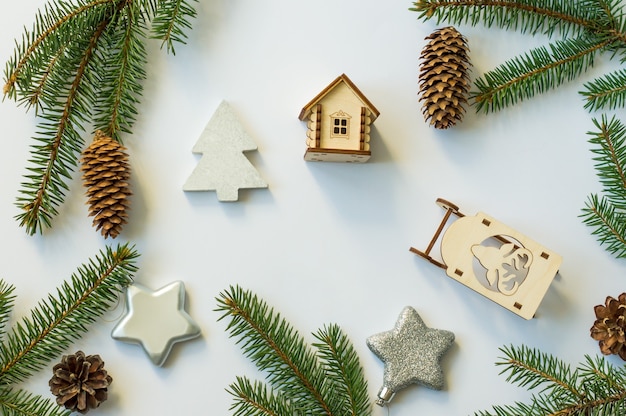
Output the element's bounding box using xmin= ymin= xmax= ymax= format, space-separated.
xmin=215 ymin=285 xmax=372 ymax=416
xmin=410 ymin=1 xmax=626 ymax=259
xmin=473 ymin=344 xmax=626 ymax=415
xmin=410 ymin=0 xmax=626 ymax=113
xmin=4 ymin=0 xmax=197 ymax=235
xmin=472 ymin=34 xmax=610 ymax=113
xmin=581 ymin=115 xmax=626 ymax=258
xmin=0 ymin=243 xmax=138 ymax=415
xmin=581 ymin=68 xmax=626 ymax=111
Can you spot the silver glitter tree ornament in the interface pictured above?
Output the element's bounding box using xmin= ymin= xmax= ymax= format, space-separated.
xmin=366 ymin=306 xmax=454 ymax=406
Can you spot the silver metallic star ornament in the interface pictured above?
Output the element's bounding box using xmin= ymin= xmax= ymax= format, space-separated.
xmin=112 ymin=281 xmax=201 ymax=366
xmin=366 ymin=306 xmax=454 ymax=406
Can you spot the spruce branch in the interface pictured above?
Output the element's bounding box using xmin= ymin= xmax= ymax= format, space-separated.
xmin=0 ymin=387 xmax=70 ymax=416
xmin=581 ymin=115 xmax=626 ymax=258
xmin=578 ymin=354 xmax=626 ymax=400
xmin=0 ymin=243 xmax=138 ymax=386
xmin=586 ymin=115 xmax=626 ymax=208
xmin=3 ymin=0 xmax=114 ymax=100
xmin=4 ymin=0 xmax=197 ymax=235
xmin=410 ymin=1 xmax=626 ymax=258
xmin=227 ymin=376 xmax=300 ymax=416
xmin=151 ymin=0 xmax=198 ymax=54
xmin=473 ymin=345 xmax=626 ymax=415
xmin=496 ymin=344 xmax=583 ymax=399
xmin=15 ymin=14 xmax=112 ymax=236
xmin=312 ymin=325 xmax=370 ymax=416
xmin=582 ymin=193 xmax=626 ymax=257
xmin=473 ymin=35 xmax=610 ymax=112
xmin=411 ymin=0 xmax=626 ymax=113
xmin=91 ymin=4 xmax=148 ymax=140
xmin=215 ymin=285 xmax=372 ymax=416
xmin=581 ymin=68 xmax=626 ymax=112
xmin=0 ymin=243 xmax=137 ymax=415
xmin=410 ymin=0 xmax=604 ymax=38
xmin=0 ymin=283 xmax=17 ymax=342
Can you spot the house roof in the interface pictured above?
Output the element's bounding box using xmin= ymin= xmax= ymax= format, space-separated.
xmin=298 ymin=74 xmax=380 ymax=121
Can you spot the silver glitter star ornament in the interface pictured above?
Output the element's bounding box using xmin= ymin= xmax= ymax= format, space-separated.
xmin=366 ymin=306 xmax=454 ymax=406
xmin=112 ymin=281 xmax=201 ymax=366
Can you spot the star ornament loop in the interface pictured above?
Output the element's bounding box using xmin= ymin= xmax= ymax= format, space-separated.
xmin=366 ymin=306 xmax=454 ymax=406
xmin=112 ymin=281 xmax=201 ymax=366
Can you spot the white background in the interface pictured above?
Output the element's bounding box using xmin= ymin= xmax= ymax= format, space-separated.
xmin=1 ymin=1 xmax=625 ymax=415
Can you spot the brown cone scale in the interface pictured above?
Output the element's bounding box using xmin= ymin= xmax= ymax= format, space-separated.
xmin=419 ymin=26 xmax=471 ymax=129
xmin=80 ymin=131 xmax=131 ymax=239
xmin=590 ymin=293 xmax=626 ymax=360
xmin=49 ymin=351 xmax=112 ymax=414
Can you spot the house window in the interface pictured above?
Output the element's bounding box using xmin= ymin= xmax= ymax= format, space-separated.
xmin=330 ymin=111 xmax=351 ymax=138
xmin=334 ymin=118 xmax=348 ymax=135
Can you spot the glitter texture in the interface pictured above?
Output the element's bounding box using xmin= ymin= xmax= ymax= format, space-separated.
xmin=366 ymin=306 xmax=454 ymax=405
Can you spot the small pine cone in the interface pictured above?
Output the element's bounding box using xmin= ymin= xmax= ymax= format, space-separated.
xmin=80 ymin=131 xmax=131 ymax=239
xmin=49 ymin=351 xmax=113 ymax=414
xmin=418 ymin=26 xmax=471 ymax=129
xmin=590 ymin=293 xmax=626 ymax=360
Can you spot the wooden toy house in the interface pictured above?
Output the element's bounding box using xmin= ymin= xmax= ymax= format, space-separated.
xmin=298 ymin=74 xmax=380 ymax=162
xmin=410 ymin=198 xmax=562 ymax=319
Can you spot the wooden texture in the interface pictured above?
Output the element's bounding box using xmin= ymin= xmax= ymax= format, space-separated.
xmin=303 ymin=148 xmax=371 ymax=162
xmin=410 ymin=199 xmax=562 ymax=319
xmin=300 ymin=74 xmax=378 ymax=162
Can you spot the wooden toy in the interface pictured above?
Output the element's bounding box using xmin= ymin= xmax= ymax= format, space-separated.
xmin=410 ymin=198 xmax=562 ymax=319
xmin=183 ymin=100 xmax=268 ymax=201
xmin=298 ymin=74 xmax=380 ymax=162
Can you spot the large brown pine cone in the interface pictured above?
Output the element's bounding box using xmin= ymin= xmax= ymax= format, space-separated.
xmin=49 ymin=351 xmax=113 ymax=414
xmin=80 ymin=131 xmax=131 ymax=239
xmin=590 ymin=293 xmax=626 ymax=360
xmin=419 ymin=26 xmax=471 ymax=129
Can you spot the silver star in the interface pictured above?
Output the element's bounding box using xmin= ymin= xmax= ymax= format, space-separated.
xmin=366 ymin=306 xmax=454 ymax=406
xmin=112 ymin=281 xmax=201 ymax=366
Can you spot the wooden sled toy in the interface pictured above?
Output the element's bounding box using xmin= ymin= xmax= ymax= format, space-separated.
xmin=410 ymin=198 xmax=562 ymax=319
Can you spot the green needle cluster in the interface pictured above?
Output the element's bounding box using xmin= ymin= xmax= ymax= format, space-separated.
xmin=216 ymin=286 xmax=371 ymax=416
xmin=411 ymin=0 xmax=626 ymax=113
xmin=582 ymin=115 xmax=626 ymax=258
xmin=3 ymin=0 xmax=197 ymax=236
xmin=0 ymin=244 xmax=138 ymax=416
xmin=411 ymin=0 xmax=626 ymax=258
xmin=475 ymin=345 xmax=626 ymax=415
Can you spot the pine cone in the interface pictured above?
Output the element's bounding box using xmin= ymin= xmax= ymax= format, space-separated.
xmin=418 ymin=26 xmax=471 ymax=129
xmin=49 ymin=351 xmax=113 ymax=414
xmin=80 ymin=131 xmax=132 ymax=239
xmin=590 ymin=293 xmax=626 ymax=360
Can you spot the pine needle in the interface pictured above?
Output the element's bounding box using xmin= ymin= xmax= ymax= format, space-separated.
xmin=0 ymin=244 xmax=138 ymax=415
xmin=410 ymin=0 xmax=626 ymax=258
xmin=411 ymin=0 xmax=626 ymax=113
xmin=473 ymin=35 xmax=611 ymax=113
xmin=410 ymin=0 xmax=605 ymax=37
xmin=474 ymin=345 xmax=626 ymax=415
xmin=215 ymin=285 xmax=372 ymax=416
xmin=582 ymin=194 xmax=626 ymax=257
xmin=150 ymin=0 xmax=198 ymax=54
xmin=227 ymin=376 xmax=300 ymax=416
xmin=581 ymin=68 xmax=626 ymax=111
xmin=0 ymin=243 xmax=138 ymax=385
xmin=580 ymin=115 xmax=626 ymax=257
xmin=0 ymin=387 xmax=71 ymax=416
xmin=312 ymin=324 xmax=371 ymax=416
xmin=4 ymin=0 xmax=197 ymax=234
